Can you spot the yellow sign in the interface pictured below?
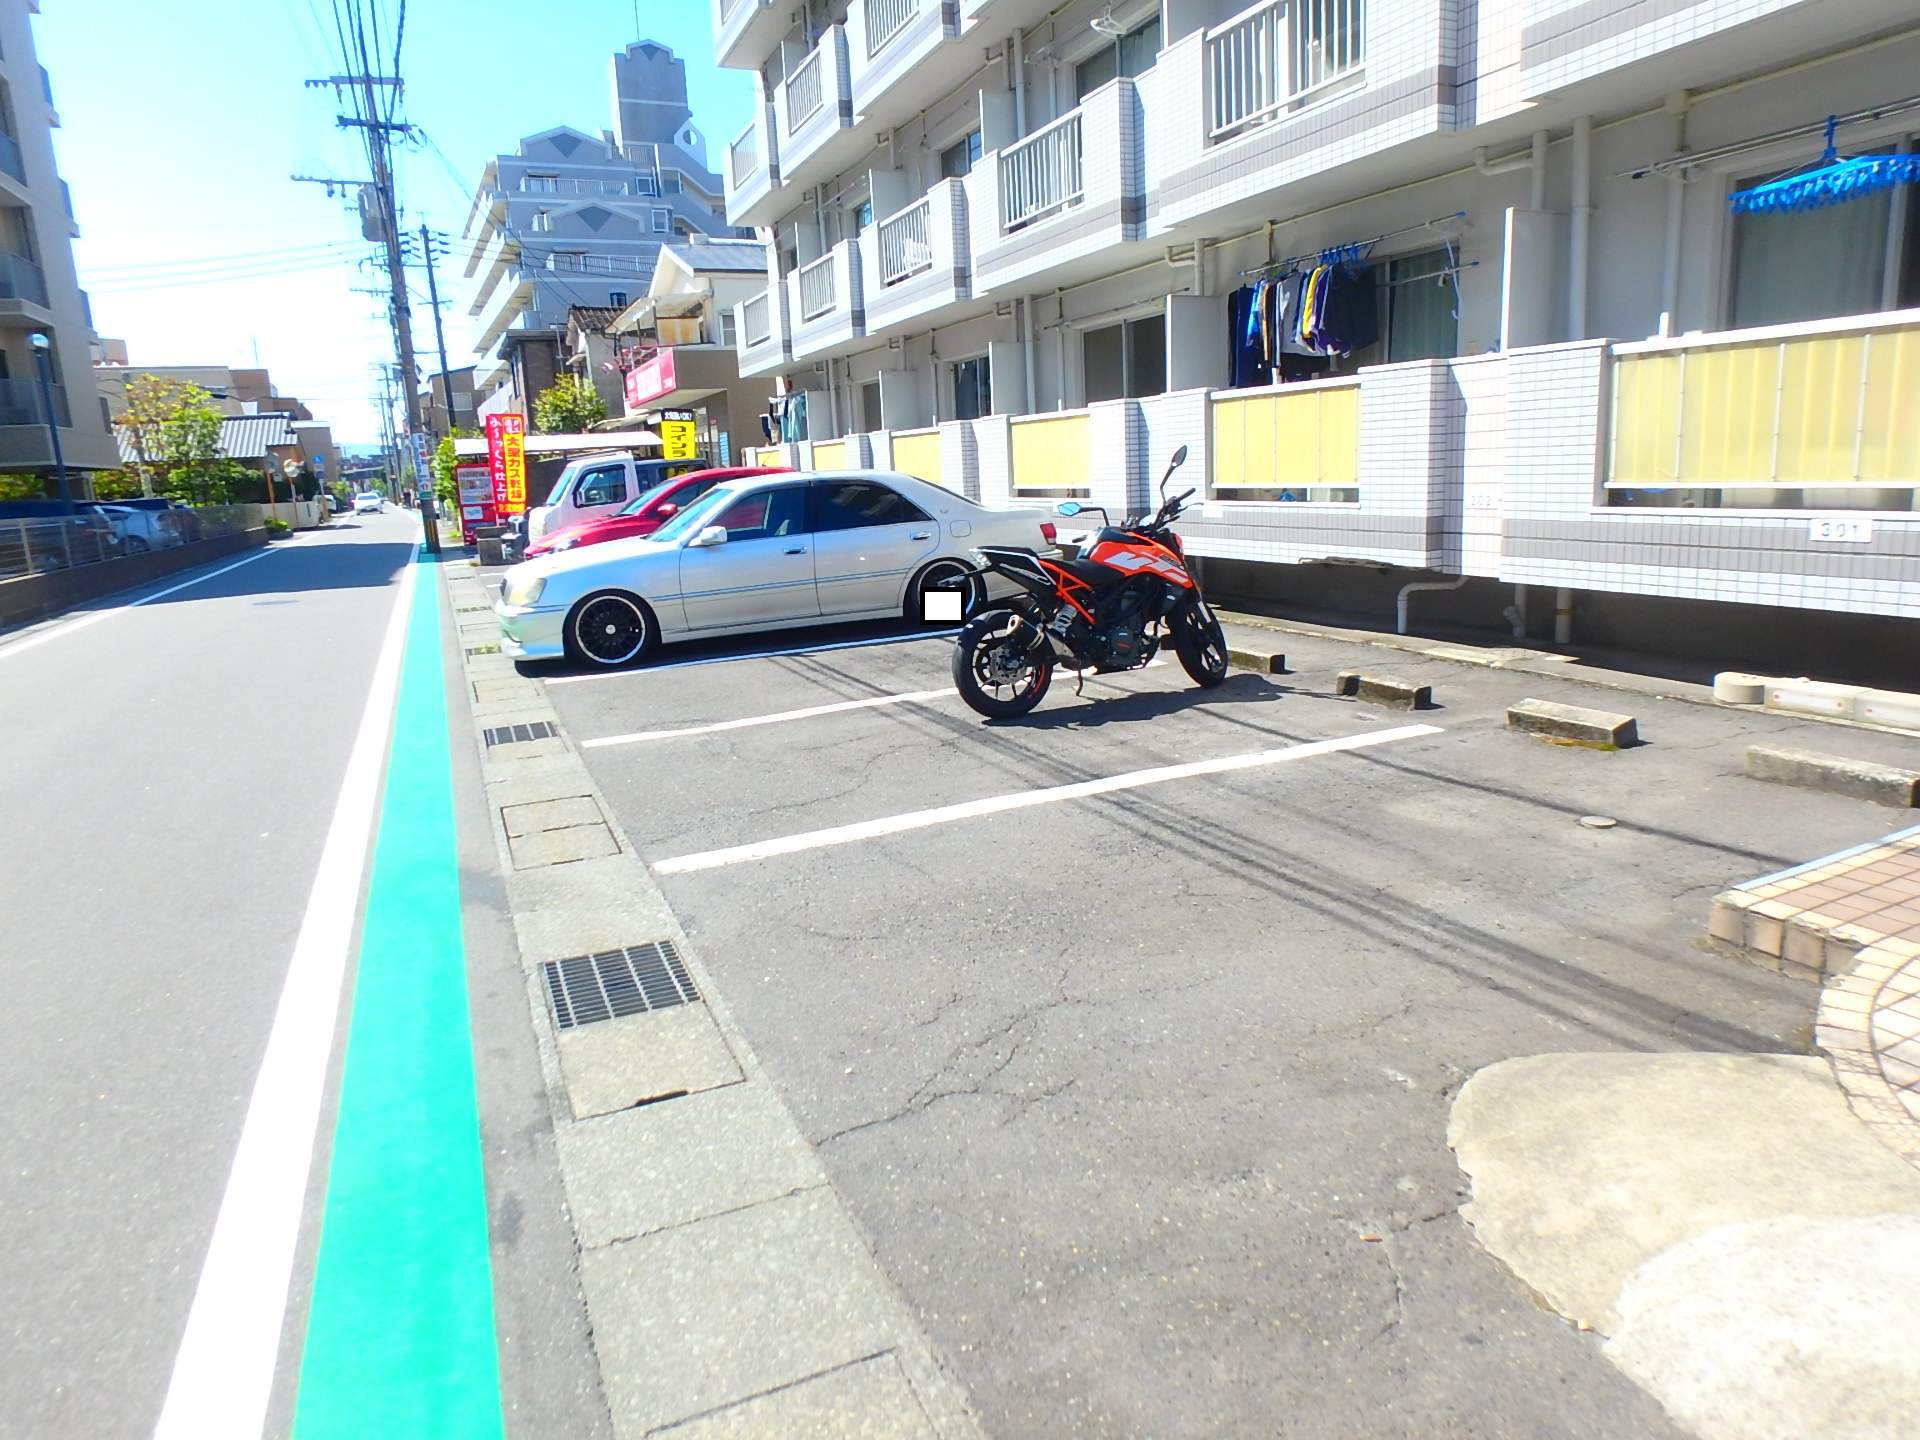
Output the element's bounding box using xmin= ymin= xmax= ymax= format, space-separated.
xmin=502 ymin=427 xmax=527 ymax=512
xmin=659 ymin=418 xmax=698 ymax=461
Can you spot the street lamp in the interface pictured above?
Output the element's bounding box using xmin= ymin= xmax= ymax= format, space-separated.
xmin=29 ymin=332 xmax=72 ymax=515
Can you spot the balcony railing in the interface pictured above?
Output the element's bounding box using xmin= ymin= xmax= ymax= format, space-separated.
xmin=39 ymin=64 xmax=51 ymax=104
xmin=866 ymin=0 xmax=918 ymax=57
xmin=520 ymin=177 xmax=636 ymax=196
xmin=796 ymin=252 xmax=837 ymax=321
xmin=999 ymin=110 xmax=1083 ymax=232
xmin=0 ymin=377 xmax=69 ymax=428
xmin=60 ymin=179 xmax=72 ymax=218
xmin=0 ymin=131 xmax=22 ymax=185
xmin=729 ymin=120 xmax=760 ymax=190
xmin=719 ymin=0 xmax=744 ymax=19
xmin=1206 ymin=0 xmax=1366 ymax=142
xmin=877 ymin=196 xmax=932 ymax=286
xmin=541 ymin=253 xmax=649 ymax=275
xmin=0 ymin=252 xmax=49 ymax=307
xmin=785 ymin=48 xmax=825 ymax=130
xmin=743 ymin=290 xmax=772 ymax=346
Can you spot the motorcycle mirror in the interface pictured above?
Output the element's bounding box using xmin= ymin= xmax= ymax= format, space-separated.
xmin=1159 ymin=445 xmax=1189 ymax=501
xmin=1055 ymin=500 xmax=1082 ymax=516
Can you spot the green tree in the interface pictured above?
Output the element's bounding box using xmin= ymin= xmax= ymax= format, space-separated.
xmin=90 ymin=468 xmax=146 ymax=500
xmin=151 ymin=384 xmax=223 ymax=504
xmin=431 ymin=429 xmax=471 ymax=507
xmin=120 ymin=374 xmax=198 ymax=498
xmin=532 ymin=376 xmax=606 ymax=433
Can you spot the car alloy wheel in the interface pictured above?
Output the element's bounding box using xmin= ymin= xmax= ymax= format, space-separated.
xmin=572 ymin=593 xmax=650 ymax=666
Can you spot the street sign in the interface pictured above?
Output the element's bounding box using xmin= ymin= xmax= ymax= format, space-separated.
xmin=409 ymin=431 xmax=433 ymax=500
xmin=486 ymin=414 xmax=527 ymax=514
xmin=658 ymin=407 xmax=697 ymax=461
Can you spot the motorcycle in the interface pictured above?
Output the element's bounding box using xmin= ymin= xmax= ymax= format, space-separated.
xmin=943 ymin=445 xmax=1229 ymax=718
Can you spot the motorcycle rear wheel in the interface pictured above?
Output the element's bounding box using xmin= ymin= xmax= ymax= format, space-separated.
xmin=952 ymin=610 xmax=1054 ymax=718
xmin=1173 ymin=601 xmax=1229 ymax=688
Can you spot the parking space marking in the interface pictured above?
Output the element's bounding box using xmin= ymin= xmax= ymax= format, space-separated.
xmin=654 ymin=724 xmax=1443 ymax=874
xmin=543 ymin=628 xmax=960 ymax=683
xmin=582 ymin=661 xmax=1167 ymax=748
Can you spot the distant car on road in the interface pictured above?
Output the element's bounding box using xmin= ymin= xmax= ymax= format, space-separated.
xmin=353 ymin=491 xmax=385 ymax=514
xmin=524 ymin=466 xmax=790 ymax=559
xmin=495 ymin=471 xmax=1055 ymax=669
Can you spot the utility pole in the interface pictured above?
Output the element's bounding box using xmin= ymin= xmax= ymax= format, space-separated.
xmin=417 ymin=226 xmax=456 ymax=438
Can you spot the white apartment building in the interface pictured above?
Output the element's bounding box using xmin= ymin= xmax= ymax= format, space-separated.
xmin=712 ymin=0 xmax=1920 ymax=663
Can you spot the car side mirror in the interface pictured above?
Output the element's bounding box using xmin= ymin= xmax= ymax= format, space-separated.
xmin=1055 ymin=500 xmax=1082 ymax=516
xmin=690 ymin=524 xmax=728 ymax=548
xmin=656 ymin=502 xmax=678 ymax=519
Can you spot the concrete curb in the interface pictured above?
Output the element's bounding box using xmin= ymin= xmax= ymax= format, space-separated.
xmin=1505 ymin=698 xmax=1638 ymax=748
xmin=440 ymin=563 xmax=985 ymax=1440
xmin=1226 ymin=643 xmax=1286 ymax=674
xmin=1336 ymin=670 xmax=1432 ymax=708
xmin=1744 ymin=744 xmax=1920 ymax=809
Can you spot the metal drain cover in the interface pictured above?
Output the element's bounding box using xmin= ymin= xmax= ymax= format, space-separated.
xmin=484 ymin=721 xmax=556 ymax=747
xmin=466 ymin=643 xmax=500 ymax=656
xmin=543 ymin=941 xmax=699 ymax=1030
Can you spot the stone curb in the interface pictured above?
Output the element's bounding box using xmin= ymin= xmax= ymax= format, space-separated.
xmin=1744 ymin=744 xmax=1920 ymax=809
xmin=441 ymin=566 xmax=985 ymax=1440
xmin=1225 ymin=644 xmax=1286 ymax=675
xmin=1336 ymin=670 xmax=1433 ymax=709
xmin=1505 ymin=697 xmax=1638 ymax=748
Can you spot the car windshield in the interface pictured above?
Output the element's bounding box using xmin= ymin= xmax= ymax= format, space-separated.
xmin=616 ymin=477 xmax=678 ymax=517
xmin=543 ymin=464 xmax=582 ymax=507
xmin=647 ymin=485 xmax=735 ymax=543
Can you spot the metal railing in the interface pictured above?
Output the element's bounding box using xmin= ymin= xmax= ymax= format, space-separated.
xmin=785 ymin=47 xmax=825 ymax=131
xmin=719 ymin=0 xmax=744 ymax=20
xmin=1206 ymin=0 xmax=1365 ymax=141
xmin=999 ymin=110 xmax=1083 ymax=231
xmin=520 ymin=176 xmax=635 ymax=196
xmin=729 ymin=120 xmax=760 ymax=190
xmin=742 ymin=290 xmax=772 ymax=346
xmin=0 ymin=376 xmax=67 ymax=426
xmin=877 ymin=196 xmax=932 ymax=285
xmin=39 ymin=64 xmax=51 ymax=104
xmin=0 ymin=131 xmax=22 ymax=184
xmin=0 ymin=251 xmax=48 ymax=307
xmin=866 ymin=0 xmax=919 ymax=57
xmin=0 ymin=505 xmax=260 ymax=581
xmin=60 ymin=178 xmax=73 ymax=218
xmin=796 ymin=251 xmax=837 ymax=320
xmin=541 ymin=252 xmax=649 ymax=275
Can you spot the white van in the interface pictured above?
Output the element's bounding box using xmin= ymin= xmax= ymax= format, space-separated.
xmin=525 ymin=453 xmax=707 ymax=542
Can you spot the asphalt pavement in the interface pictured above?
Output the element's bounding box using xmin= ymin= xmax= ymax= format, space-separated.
xmin=535 ymin=617 xmax=1909 ymax=1438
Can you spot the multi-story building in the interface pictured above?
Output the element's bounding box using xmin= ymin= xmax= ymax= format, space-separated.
xmin=461 ymin=40 xmax=747 ymax=412
xmin=714 ymin=0 xmax=1920 ymax=670
xmin=91 ymin=354 xmax=312 ymax=422
xmin=420 ymin=364 xmax=479 ymax=434
xmin=0 ymin=0 xmax=115 ymax=485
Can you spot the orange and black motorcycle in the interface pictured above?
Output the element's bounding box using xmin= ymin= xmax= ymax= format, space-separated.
xmin=945 ymin=446 xmax=1228 ymax=718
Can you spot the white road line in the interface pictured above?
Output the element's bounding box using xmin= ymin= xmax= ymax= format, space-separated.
xmin=152 ymin=547 xmax=420 ymax=1440
xmin=582 ymin=660 xmax=1168 ymax=748
xmin=0 ymin=542 xmax=292 ymax=665
xmin=544 ymin=627 xmax=961 ymax=682
xmin=654 ymin=723 xmax=1443 ymax=874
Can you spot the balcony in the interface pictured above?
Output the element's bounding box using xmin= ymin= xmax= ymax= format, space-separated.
xmin=0 ymin=376 xmax=69 ymax=427
xmin=724 ymin=105 xmax=778 ymax=227
xmin=0 ymin=131 xmax=24 ymax=187
xmin=735 ymin=285 xmax=791 ymax=377
xmin=786 ymin=238 xmax=865 ymax=359
xmin=713 ymin=0 xmax=787 ymax=71
xmin=970 ymin=81 xmax=1144 ymax=296
xmin=1205 ymin=0 xmax=1364 ymax=144
xmin=0 ymin=251 xmax=51 ymax=323
xmin=862 ymin=179 xmax=971 ymax=334
xmin=472 ymin=267 xmax=537 ymax=354
xmin=765 ymin=26 xmax=858 ymax=217
xmin=845 ymin=0 xmax=967 ymax=134
xmin=40 ymin=64 xmax=56 ymax=126
xmin=59 ymin=178 xmax=77 ymax=237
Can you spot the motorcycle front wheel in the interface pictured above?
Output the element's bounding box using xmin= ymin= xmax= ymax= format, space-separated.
xmin=1173 ymin=600 xmax=1229 ymax=688
xmin=952 ymin=609 xmax=1054 ymax=718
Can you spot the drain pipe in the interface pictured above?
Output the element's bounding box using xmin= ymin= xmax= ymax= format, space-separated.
xmin=1568 ymin=114 xmax=1592 ymax=338
xmin=1502 ymin=584 xmax=1529 ymax=639
xmin=1022 ymin=294 xmax=1036 ymax=413
xmin=1396 ymin=575 xmax=1468 ymax=635
xmin=1529 ymin=129 xmax=1548 ymax=209
xmin=1553 ymin=586 xmax=1574 ymax=645
xmin=1011 ymin=29 xmax=1026 ymax=137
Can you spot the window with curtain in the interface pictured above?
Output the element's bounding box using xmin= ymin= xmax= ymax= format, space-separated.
xmin=1342 ymin=248 xmax=1459 ymax=369
xmin=1083 ymin=313 xmax=1166 ymax=402
xmin=1728 ymin=163 xmax=1898 ymax=328
xmin=940 ymin=130 xmax=982 ymax=180
xmin=1075 ymin=16 xmax=1160 ymax=101
xmin=952 ymin=355 xmax=992 ymax=420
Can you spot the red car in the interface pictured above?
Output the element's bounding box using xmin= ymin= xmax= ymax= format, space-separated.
xmin=524 ymin=465 xmax=791 ymax=558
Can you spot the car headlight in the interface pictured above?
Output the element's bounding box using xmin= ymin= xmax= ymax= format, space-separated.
xmin=502 ymin=573 xmax=547 ymax=608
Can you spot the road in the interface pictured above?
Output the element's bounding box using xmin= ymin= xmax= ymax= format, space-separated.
xmin=0 ymin=514 xmax=601 ymax=1440
xmin=538 ymin=618 xmax=1913 ymax=1438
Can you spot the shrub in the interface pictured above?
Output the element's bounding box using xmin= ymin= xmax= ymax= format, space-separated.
xmin=263 ymin=517 xmax=292 ymax=537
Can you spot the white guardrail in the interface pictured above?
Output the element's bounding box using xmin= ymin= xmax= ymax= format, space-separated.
xmin=1207 ymin=0 xmax=1365 ymax=141
xmin=785 ymin=48 xmax=825 ymax=130
xmin=729 ymin=120 xmax=760 ymax=190
xmin=797 ymin=251 xmax=838 ymax=321
xmin=877 ymin=197 xmax=932 ymax=286
xmin=866 ymin=0 xmax=918 ymax=57
xmin=742 ymin=290 xmax=772 ymax=346
xmin=999 ymin=109 xmax=1083 ymax=231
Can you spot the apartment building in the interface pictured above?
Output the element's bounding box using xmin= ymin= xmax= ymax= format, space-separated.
xmin=420 ymin=365 xmax=479 ymax=434
xmin=0 ymin=0 xmax=114 ymax=483
xmin=715 ymin=0 xmax=1920 ymax=664
xmin=461 ymin=40 xmax=747 ymax=410
xmin=92 ymin=354 xmax=313 ymax=422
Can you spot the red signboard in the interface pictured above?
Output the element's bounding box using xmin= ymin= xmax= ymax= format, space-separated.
xmin=624 ymin=350 xmax=677 ymax=411
xmin=485 ymin=413 xmax=527 ymax=514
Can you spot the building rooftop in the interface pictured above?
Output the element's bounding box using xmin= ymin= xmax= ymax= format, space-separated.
xmin=115 ymin=413 xmax=300 ymax=464
xmin=663 ymin=239 xmax=768 ymax=273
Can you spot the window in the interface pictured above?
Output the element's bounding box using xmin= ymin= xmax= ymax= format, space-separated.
xmin=637 ymin=175 xmax=659 ymax=196
xmin=1082 ymin=314 xmax=1164 ymax=402
xmin=1728 ymin=160 xmax=1919 ymax=328
xmin=852 ymin=199 xmax=873 ymax=236
xmin=609 ymin=290 xmax=628 ymax=308
xmin=860 ymin=379 xmax=883 ymax=433
xmin=940 ymin=130 xmax=983 ymax=180
xmin=1075 ymin=15 xmax=1160 ymax=101
xmin=524 ymin=173 xmax=558 ymax=193
xmin=575 ymin=464 xmax=627 ymax=508
xmin=531 ymin=209 xmax=552 ymax=233
xmin=716 ymin=486 xmax=806 ymax=540
xmin=1341 ymin=249 xmax=1460 ymax=368
xmin=952 ymin=354 xmax=992 ymax=420
xmin=663 ymin=177 xmax=680 ymax=194
xmin=722 ymin=311 xmax=738 ymax=348
xmin=652 ymin=207 xmax=671 ymax=233
xmin=809 ymin=480 xmax=929 ymax=531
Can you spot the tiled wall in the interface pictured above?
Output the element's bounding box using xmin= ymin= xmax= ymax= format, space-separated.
xmin=1519 ymin=0 xmax=1816 ymax=98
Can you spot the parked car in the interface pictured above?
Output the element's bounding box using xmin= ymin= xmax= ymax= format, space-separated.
xmin=525 ymin=453 xmax=711 ymax=542
xmin=525 ymin=466 xmax=791 ymax=558
xmin=0 ymin=500 xmax=122 ymax=567
xmin=495 ymin=471 xmax=1055 ymax=668
xmin=354 ymin=491 xmax=385 ymax=514
xmin=105 ymin=497 xmax=202 ymax=543
xmin=328 ymin=493 xmax=350 ymax=515
xmin=87 ymin=503 xmax=184 ymax=553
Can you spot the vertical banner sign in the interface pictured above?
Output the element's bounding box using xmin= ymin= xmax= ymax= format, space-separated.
xmin=501 ymin=418 xmax=527 ymax=514
xmin=658 ymin=408 xmax=698 ymax=461
xmin=484 ymin=415 xmax=510 ymax=510
xmin=409 ymin=432 xmax=433 ymax=502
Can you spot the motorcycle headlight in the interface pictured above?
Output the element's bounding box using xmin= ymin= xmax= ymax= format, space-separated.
xmin=502 ymin=572 xmax=547 ymax=608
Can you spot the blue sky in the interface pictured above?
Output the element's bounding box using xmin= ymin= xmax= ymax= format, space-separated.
xmin=38 ymin=1 xmax=753 ymax=446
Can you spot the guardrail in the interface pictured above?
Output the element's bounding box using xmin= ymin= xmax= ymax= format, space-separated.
xmin=729 ymin=120 xmax=760 ymax=190
xmin=0 ymin=505 xmax=259 ymax=581
xmin=0 ymin=251 xmax=49 ymax=307
xmin=999 ymin=109 xmax=1083 ymax=232
xmin=866 ymin=0 xmax=918 ymax=57
xmin=742 ymin=289 xmax=772 ymax=346
xmin=1206 ymin=0 xmax=1366 ymax=142
xmin=785 ymin=47 xmax=825 ymax=130
xmin=877 ymin=196 xmax=932 ymax=286
xmin=797 ymin=251 xmax=837 ymax=321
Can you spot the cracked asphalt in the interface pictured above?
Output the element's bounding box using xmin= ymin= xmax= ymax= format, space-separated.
xmin=531 ymin=616 xmax=1914 ymax=1438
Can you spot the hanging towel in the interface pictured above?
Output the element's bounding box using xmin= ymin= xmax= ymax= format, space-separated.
xmin=1317 ymin=262 xmax=1379 ymax=358
xmin=1275 ymin=270 xmax=1316 ymax=357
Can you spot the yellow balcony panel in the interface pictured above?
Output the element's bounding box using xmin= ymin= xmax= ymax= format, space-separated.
xmin=891 ymin=428 xmax=941 ymax=487
xmin=1010 ymin=413 xmax=1090 ymax=496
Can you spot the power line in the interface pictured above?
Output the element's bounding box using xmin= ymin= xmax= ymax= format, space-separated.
xmin=84 ymin=239 xmax=367 ymax=276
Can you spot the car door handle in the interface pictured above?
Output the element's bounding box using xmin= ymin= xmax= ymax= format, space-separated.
xmin=784 ymin=545 xmax=807 ymax=555
xmin=908 ymin=531 xmax=932 ymax=540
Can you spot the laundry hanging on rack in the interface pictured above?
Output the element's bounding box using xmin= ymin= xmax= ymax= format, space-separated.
xmin=1226 ymin=272 xmax=1330 ymax=388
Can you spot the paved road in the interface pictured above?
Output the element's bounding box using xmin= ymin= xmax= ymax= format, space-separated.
xmin=540 ymin=618 xmax=1909 ymax=1438
xmin=0 ymin=515 xmax=601 ymax=1439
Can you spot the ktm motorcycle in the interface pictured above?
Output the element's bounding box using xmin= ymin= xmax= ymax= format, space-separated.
xmin=943 ymin=446 xmax=1229 ymax=718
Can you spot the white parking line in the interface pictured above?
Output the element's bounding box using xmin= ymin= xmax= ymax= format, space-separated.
xmin=544 ymin=628 xmax=960 ymax=682
xmin=583 ymin=660 xmax=1167 ymax=749
xmin=654 ymin=723 xmax=1442 ymax=874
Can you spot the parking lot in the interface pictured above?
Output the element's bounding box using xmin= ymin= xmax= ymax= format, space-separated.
xmin=532 ymin=617 xmax=1909 ymax=1438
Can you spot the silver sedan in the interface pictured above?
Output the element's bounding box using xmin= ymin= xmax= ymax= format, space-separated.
xmin=495 ymin=470 xmax=1055 ymax=668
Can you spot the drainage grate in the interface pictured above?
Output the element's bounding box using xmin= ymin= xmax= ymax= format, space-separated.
xmin=466 ymin=643 xmax=500 ymax=656
xmin=456 ymin=604 xmax=488 ymax=613
xmin=484 ymin=720 xmax=556 ymax=747
xmin=542 ymin=941 xmax=698 ymax=1029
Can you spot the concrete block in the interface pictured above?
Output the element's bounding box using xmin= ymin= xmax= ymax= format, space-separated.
xmin=1505 ymin=697 xmax=1638 ymax=748
xmin=1779 ymin=958 xmax=1823 ymax=984
xmin=1854 ymin=688 xmax=1920 ymax=731
xmin=555 ymin=1004 xmax=743 ymax=1118
xmin=658 ymin=1353 xmax=939 ymax=1439
xmin=1708 ymin=893 xmax=1752 ymax=945
xmin=1781 ymin=920 xmax=1830 ymax=972
xmin=1712 ymin=672 xmax=1769 ymax=705
xmin=1743 ymin=745 xmax=1920 ymax=808
xmin=1745 ymin=912 xmax=1785 ymax=959
xmin=1336 ymin=671 xmax=1433 ymax=709
xmin=1763 ymin=678 xmax=1856 ymax=720
xmin=1227 ymin=646 xmax=1286 ymax=675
